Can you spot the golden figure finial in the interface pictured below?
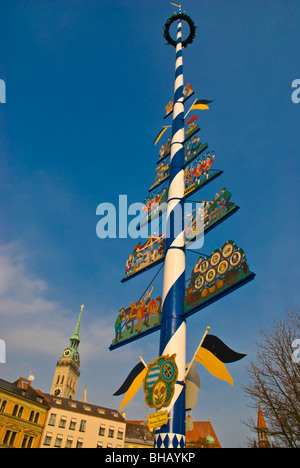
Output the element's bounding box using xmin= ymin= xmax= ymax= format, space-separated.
xmin=81 ymin=304 xmax=84 ymax=312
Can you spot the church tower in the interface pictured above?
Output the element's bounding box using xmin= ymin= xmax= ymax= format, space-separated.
xmin=256 ymin=402 xmax=270 ymax=448
xmin=50 ymin=305 xmax=84 ymax=400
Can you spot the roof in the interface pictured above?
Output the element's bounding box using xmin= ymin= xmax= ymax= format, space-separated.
xmin=186 ymin=419 xmax=221 ymax=448
xmin=125 ymin=422 xmax=154 ymax=446
xmin=127 ymin=419 xmax=221 ymax=448
xmin=45 ymin=394 xmax=126 ymax=424
xmin=0 ymin=377 xmax=51 ymax=408
xmin=257 ymin=405 xmax=267 ymax=430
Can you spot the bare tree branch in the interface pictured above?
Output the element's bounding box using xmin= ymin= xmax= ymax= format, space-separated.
xmin=243 ymin=306 xmax=300 ymax=448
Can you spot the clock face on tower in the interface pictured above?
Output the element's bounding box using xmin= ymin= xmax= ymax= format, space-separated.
xmin=63 ymin=349 xmax=71 ymax=358
xmin=53 ymin=387 xmax=62 ymax=397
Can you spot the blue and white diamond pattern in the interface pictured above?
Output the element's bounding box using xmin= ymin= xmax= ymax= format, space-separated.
xmin=154 ymin=433 xmax=186 ymax=448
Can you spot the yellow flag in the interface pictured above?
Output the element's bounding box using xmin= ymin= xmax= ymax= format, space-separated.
xmin=119 ymin=368 xmax=148 ymax=412
xmin=171 ymin=2 xmax=181 ymax=7
xmin=190 ymin=99 xmax=213 ymax=111
xmin=153 ymin=126 xmax=168 ymax=145
xmin=194 ymin=347 xmax=234 ymax=386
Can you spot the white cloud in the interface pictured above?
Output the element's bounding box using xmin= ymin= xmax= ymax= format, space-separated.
xmin=0 ymin=241 xmax=48 ymax=306
xmin=0 ymin=240 xmax=111 ymax=361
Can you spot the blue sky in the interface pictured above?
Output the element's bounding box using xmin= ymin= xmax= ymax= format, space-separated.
xmin=0 ymin=0 xmax=299 ymax=448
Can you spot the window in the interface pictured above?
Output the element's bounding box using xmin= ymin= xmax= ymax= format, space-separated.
xmin=69 ymin=418 xmax=77 ymax=430
xmin=3 ymin=430 xmax=17 ymax=447
xmin=99 ymin=425 xmax=105 ymax=436
xmin=43 ymin=433 xmax=52 ymax=446
xmin=117 ymin=429 xmax=124 ymax=440
xmin=3 ymin=430 xmax=11 ymax=445
xmin=97 ymin=442 xmax=103 ymax=448
xmin=29 ymin=410 xmax=35 ymax=422
xmin=34 ymin=412 xmax=40 ymax=424
xmin=22 ymin=435 xmax=34 ymax=448
xmin=9 ymin=431 xmax=17 ymax=447
xmin=27 ymin=436 xmax=34 ymax=448
xmin=21 ymin=435 xmax=29 ymax=449
xmin=48 ymin=413 xmax=57 ymax=426
xmin=58 ymin=417 xmax=67 ymax=428
xmin=18 ymin=407 xmax=24 ymax=418
xmin=108 ymin=427 xmax=115 ymax=438
xmin=0 ymin=400 xmax=7 ymax=412
xmin=79 ymin=420 xmax=86 ymax=432
xmin=54 ymin=435 xmax=63 ymax=448
xmin=76 ymin=438 xmax=83 ymax=448
xmin=12 ymin=404 xmax=19 ymax=416
xmin=65 ymin=437 xmax=73 ymax=448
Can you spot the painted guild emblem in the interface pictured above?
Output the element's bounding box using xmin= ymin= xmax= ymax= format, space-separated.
xmin=144 ymin=354 xmax=178 ymax=410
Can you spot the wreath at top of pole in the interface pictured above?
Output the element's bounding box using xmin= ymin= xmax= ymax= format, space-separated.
xmin=163 ymin=12 xmax=197 ymax=48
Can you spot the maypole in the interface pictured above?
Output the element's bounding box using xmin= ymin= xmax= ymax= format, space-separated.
xmin=154 ymin=9 xmax=187 ymax=450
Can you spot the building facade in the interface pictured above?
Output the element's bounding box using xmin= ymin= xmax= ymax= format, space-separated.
xmin=40 ymin=395 xmax=126 ymax=448
xmin=0 ymin=377 xmax=50 ymax=448
xmin=0 ymin=306 xmax=222 ymax=448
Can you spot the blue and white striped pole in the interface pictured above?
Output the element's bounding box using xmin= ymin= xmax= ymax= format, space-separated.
xmin=154 ymin=18 xmax=186 ymax=449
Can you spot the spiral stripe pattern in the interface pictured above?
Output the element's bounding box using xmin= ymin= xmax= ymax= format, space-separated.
xmin=154 ymin=20 xmax=186 ymax=449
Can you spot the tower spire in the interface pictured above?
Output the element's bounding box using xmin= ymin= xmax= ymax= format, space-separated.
xmin=50 ymin=304 xmax=84 ymax=400
xmin=71 ymin=304 xmax=84 ymax=343
xmin=257 ymin=402 xmax=270 ymax=448
xmin=81 ymin=384 xmax=87 ymax=403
